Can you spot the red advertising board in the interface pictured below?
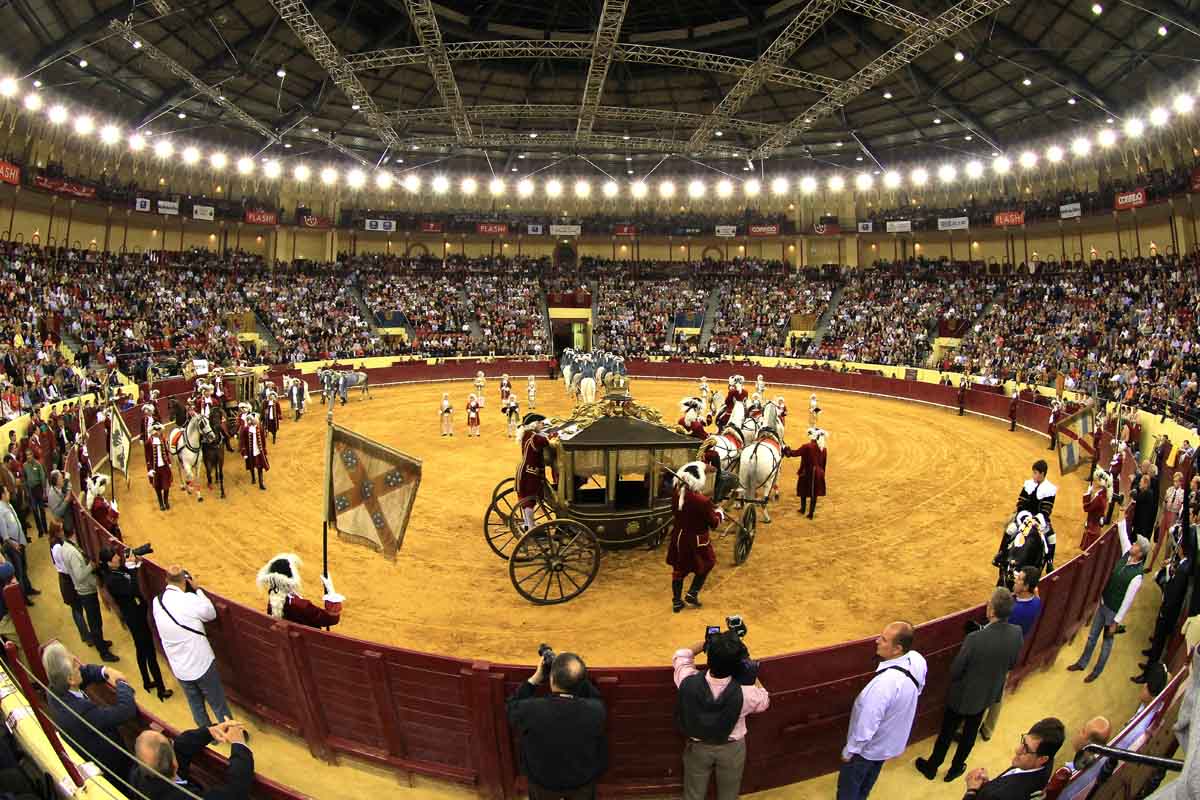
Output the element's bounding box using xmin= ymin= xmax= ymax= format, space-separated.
xmin=476 ymin=222 xmax=508 ymax=235
xmin=299 ymin=215 xmax=331 ymax=229
xmin=993 ymin=210 xmax=1025 ymax=227
xmin=33 ymin=175 xmax=95 ymax=199
xmin=1192 ymin=168 xmax=1200 ymax=193
xmin=420 ymin=221 xmax=444 ymax=233
xmin=812 ymin=222 xmax=840 ymax=236
xmin=245 ymin=209 xmax=278 ymax=226
xmin=748 ymin=223 xmax=780 ymax=237
xmin=613 ymin=224 xmax=637 ymax=236
xmin=1114 ymin=187 xmax=1147 ymax=210
xmin=0 ymin=160 xmax=19 ymax=186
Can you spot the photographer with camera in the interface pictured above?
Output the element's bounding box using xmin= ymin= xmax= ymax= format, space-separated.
xmin=505 ymin=645 xmax=607 ymax=800
xmin=97 ymin=545 xmax=173 ymax=701
xmin=59 ymin=522 xmax=118 ymax=662
xmin=153 ymin=565 xmax=233 ymax=728
xmin=673 ymin=620 xmax=769 ymax=800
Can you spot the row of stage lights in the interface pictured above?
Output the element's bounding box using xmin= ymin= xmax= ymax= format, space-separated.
xmin=2 ymin=75 xmax=1199 ymax=197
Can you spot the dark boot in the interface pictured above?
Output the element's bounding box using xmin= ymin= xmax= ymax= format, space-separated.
xmin=807 ymin=496 xmax=817 ymax=519
xmin=672 ymin=579 xmax=684 ymax=613
xmin=685 ymin=573 xmax=707 ymax=607
xmin=799 ymin=496 xmax=807 ymax=514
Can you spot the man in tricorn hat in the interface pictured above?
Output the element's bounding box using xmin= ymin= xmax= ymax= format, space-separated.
xmin=516 ymin=413 xmax=556 ymax=532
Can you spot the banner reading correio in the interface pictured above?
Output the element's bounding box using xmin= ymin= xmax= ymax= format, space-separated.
xmin=993 ymin=210 xmax=1025 ymax=227
xmin=365 ymin=219 xmax=397 ymax=232
xmin=748 ymin=224 xmax=780 ymax=237
xmin=937 ymin=216 xmax=969 ymax=231
xmin=549 ymin=224 xmax=581 ymax=237
xmin=477 ymin=222 xmax=508 ymax=235
xmin=1114 ymin=188 xmax=1147 ymax=210
xmin=300 ymin=215 xmax=331 ymax=229
xmin=245 ymin=209 xmax=278 ymax=225
xmin=1060 ymin=202 xmax=1081 ymax=219
xmin=613 ymin=224 xmax=637 ymax=236
xmin=33 ymin=176 xmax=95 ymax=199
xmin=857 ymin=221 xmax=873 ymax=233
xmin=715 ymin=225 xmax=737 ymax=238
xmin=192 ymin=204 xmax=215 ymax=221
xmin=0 ymin=160 xmax=19 ymax=186
xmin=812 ymin=221 xmax=840 ymax=235
xmin=420 ymin=221 xmax=443 ymax=233
xmin=885 ymin=220 xmax=912 ymax=233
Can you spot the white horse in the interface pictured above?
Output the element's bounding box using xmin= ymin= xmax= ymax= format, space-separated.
xmin=169 ymin=413 xmax=214 ymax=502
xmin=707 ymin=399 xmax=747 ymax=472
xmin=580 ymin=374 xmax=597 ymax=403
xmin=738 ymin=402 xmax=785 ymax=523
xmin=562 ymin=362 xmax=575 ymax=395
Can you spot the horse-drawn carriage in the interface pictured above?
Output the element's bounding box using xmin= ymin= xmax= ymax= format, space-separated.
xmin=483 ymin=391 xmax=760 ymax=604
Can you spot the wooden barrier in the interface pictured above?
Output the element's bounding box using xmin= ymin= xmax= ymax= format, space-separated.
xmin=57 ymin=360 xmax=1132 ymax=798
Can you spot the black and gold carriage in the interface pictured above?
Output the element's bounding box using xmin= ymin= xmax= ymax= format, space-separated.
xmin=484 ymin=391 xmax=758 ymax=604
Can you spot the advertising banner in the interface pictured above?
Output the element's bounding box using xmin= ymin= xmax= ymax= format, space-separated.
xmin=135 ymin=198 xmax=151 ymax=212
xmin=33 ymin=176 xmax=95 ymax=199
xmin=192 ymin=204 xmax=214 ymax=221
xmin=245 ymin=209 xmax=278 ymax=226
xmin=300 ymin=215 xmax=332 ymax=229
xmin=937 ymin=216 xmax=969 ymax=231
xmin=1114 ymin=188 xmax=1147 ymax=210
xmin=993 ymin=210 xmax=1025 ymax=227
xmin=748 ymin=224 xmax=780 ymax=237
xmin=526 ymin=224 xmax=543 ymax=235
xmin=549 ymin=224 xmax=581 ymax=237
xmin=157 ymin=199 xmax=179 ymax=216
xmin=1060 ymin=202 xmax=1082 ymax=219
xmin=715 ymin=225 xmax=737 ymax=238
xmin=812 ymin=221 xmax=840 ymax=235
xmin=476 ymin=222 xmax=508 ymax=235
xmin=885 ymin=220 xmax=912 ymax=233
xmin=613 ymin=224 xmax=637 ymax=236
xmin=420 ymin=221 xmax=443 ymax=233
xmin=1191 ymin=167 xmax=1200 ymax=193
xmin=857 ymin=221 xmax=873 ymax=233
xmin=0 ymin=161 xmax=19 ymax=186
xmin=365 ymin=218 xmax=397 ymax=232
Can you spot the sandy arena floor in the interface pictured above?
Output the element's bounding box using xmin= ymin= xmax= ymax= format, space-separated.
xmin=113 ymin=378 xmax=1088 ymax=666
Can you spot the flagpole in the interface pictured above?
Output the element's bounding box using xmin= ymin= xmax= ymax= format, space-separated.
xmin=323 ymin=402 xmax=334 ymax=579
xmin=107 ymin=401 xmax=116 ymax=507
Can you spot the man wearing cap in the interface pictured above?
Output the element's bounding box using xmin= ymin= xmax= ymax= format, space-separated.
xmin=516 ymin=414 xmax=554 ymax=531
xmin=146 ymin=422 xmax=173 ymax=511
xmin=238 ymin=412 xmax=269 ymax=490
xmin=1067 ymin=520 xmax=1150 ymax=682
xmin=667 ymin=462 xmax=723 ymax=613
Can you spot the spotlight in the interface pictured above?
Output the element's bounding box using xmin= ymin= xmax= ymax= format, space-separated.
xmin=210 ymin=152 xmax=228 ymax=170
xmin=799 ymin=176 xmax=817 ymax=195
xmin=1124 ymin=117 xmax=1145 ymax=137
xmin=631 ymin=181 xmax=648 ymax=199
xmin=993 ymin=155 xmax=1011 ymax=175
xmin=320 ymin=166 xmax=338 ymax=185
xmin=883 ymin=171 xmax=901 ymax=189
xmin=490 ymin=178 xmax=506 ymax=196
xmin=954 ymin=51 xmax=965 ymax=62
xmin=658 ymin=180 xmax=675 ymax=198
xmin=1067 ymin=98 xmax=1077 ymax=105
xmin=79 ymin=59 xmax=88 ymax=69
xmin=743 ymin=179 xmax=761 ymax=197
xmin=518 ymin=178 xmax=535 ymax=197
xmin=293 ymin=163 xmax=310 ymax=181
xmin=933 ymin=118 xmax=942 ymax=124
xmin=182 ymin=146 xmax=200 ymax=165
xmin=1046 ymin=145 xmax=1064 ymax=164
xmin=47 ymin=105 xmax=67 ymax=124
xmin=1091 ymin=2 xmax=1102 ymax=13
xmin=910 ymin=167 xmax=929 ymax=186
xmin=237 ymin=157 xmax=255 ymax=175
xmin=687 ymin=179 xmax=705 ymax=199
xmin=574 ymin=179 xmax=590 ymax=198
xmin=602 ymin=180 xmax=618 ymax=198
xmin=1149 ymin=107 xmax=1170 ymax=127
xmin=1022 ymin=78 xmax=1032 ymax=87
xmin=276 ymin=68 xmax=286 ymax=78
xmin=346 ymin=168 xmax=365 ymax=188
xmin=263 ymin=160 xmax=281 ymax=179
xmin=0 ymin=78 xmax=16 ymax=98
xmin=1018 ymin=150 xmax=1037 ymax=169
xmin=1071 ymin=137 xmax=1091 ymax=156
xmin=432 ymin=174 xmax=450 ymax=194
xmin=828 ymin=175 xmax=845 ymax=193
xmin=177 ymin=112 xmax=186 ymax=119
xmin=938 ymin=163 xmax=957 ymax=183
xmin=529 ymin=132 xmax=538 ymax=139
xmin=400 ymin=173 xmax=418 ymax=192
xmin=132 ymin=39 xmax=142 ymax=49
xmin=1097 ymin=128 xmax=1117 ymax=147
xmin=545 ymin=179 xmax=563 ymax=198
xmin=99 ymin=124 xmax=119 ymax=145
xmin=73 ymin=116 xmax=94 ymax=136
xmin=854 ymin=173 xmax=873 ymax=192
xmin=128 ymin=133 xmax=145 ymax=151
xmin=461 ymin=177 xmax=478 ymax=195
xmin=773 ymin=176 xmax=792 ymax=195
xmin=715 ymin=130 xmax=723 ymax=137
xmin=32 ymin=80 xmax=41 ymax=88
xmin=153 ymin=139 xmax=173 ymax=159
xmin=351 ymin=104 xmax=360 ymax=111
xmin=1158 ymin=24 xmax=1168 ymax=36
xmin=882 ymin=91 xmax=893 ymax=99
xmin=965 ymin=160 xmax=983 ymax=179
xmin=716 ymin=179 xmax=733 ymax=198
xmin=1175 ymin=94 xmax=1195 ymax=114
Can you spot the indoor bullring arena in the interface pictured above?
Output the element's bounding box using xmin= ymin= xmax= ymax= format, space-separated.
xmin=0 ymin=0 xmax=1199 ymax=797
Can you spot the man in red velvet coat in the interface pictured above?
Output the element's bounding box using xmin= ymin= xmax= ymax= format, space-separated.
xmin=238 ymin=411 xmax=269 ymax=490
xmin=516 ymin=413 xmax=555 ymax=530
xmin=784 ymin=429 xmax=818 ymax=515
xmin=667 ymin=462 xmax=723 ymax=613
xmin=1082 ymin=469 xmax=1111 ymax=550
xmin=257 ymin=553 xmax=343 ymax=629
xmin=1009 ymin=391 xmax=1019 ymax=432
xmin=677 ymin=398 xmax=709 ymax=440
xmin=146 ymin=422 xmax=173 ymax=511
xmin=87 ymin=474 xmax=122 ymax=541
xmin=262 ymin=391 xmax=282 ymax=443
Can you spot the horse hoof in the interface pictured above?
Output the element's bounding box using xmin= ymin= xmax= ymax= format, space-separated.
xmin=197 ymin=496 xmax=204 ymax=502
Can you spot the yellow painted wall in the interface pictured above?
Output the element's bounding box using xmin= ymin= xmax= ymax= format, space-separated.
xmin=548 ymin=307 xmax=591 ymax=321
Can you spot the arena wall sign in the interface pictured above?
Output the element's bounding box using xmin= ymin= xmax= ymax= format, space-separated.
xmin=0 ymin=160 xmax=19 ymax=186
xmin=1114 ymin=187 xmax=1148 ymax=210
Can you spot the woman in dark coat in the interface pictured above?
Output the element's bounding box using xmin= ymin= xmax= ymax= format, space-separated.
xmin=97 ymin=547 xmax=173 ymax=701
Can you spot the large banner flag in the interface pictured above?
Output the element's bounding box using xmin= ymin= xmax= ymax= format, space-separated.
xmin=108 ymin=405 xmax=132 ymax=478
xmin=323 ymin=424 xmax=422 ymax=561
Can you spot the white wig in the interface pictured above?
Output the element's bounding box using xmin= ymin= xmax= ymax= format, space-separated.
xmin=257 ymin=553 xmax=303 ymax=619
xmin=675 ymin=461 xmax=707 ymax=507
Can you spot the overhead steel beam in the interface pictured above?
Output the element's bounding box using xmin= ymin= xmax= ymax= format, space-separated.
xmin=985 ymin=21 xmax=1116 ymax=110
xmin=267 ymin=0 xmax=402 ymax=147
xmin=383 ymin=103 xmax=782 ymax=135
xmin=24 ymin=3 xmax=150 ymax=72
xmin=841 ymin=0 xmax=927 ymax=30
xmin=753 ymin=0 xmax=1011 ymax=158
xmin=399 ymin=131 xmax=750 ymax=156
xmin=401 ymin=0 xmax=473 ymax=141
xmin=577 ymin=0 xmax=630 ymax=138
xmin=107 ymin=19 xmax=280 ymax=143
xmin=688 ymin=0 xmax=842 ymax=151
xmin=344 ymin=40 xmax=839 ymax=94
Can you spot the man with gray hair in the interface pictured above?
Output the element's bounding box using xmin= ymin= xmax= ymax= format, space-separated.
xmin=42 ymin=641 xmax=137 ymax=781
xmin=1067 ymin=521 xmax=1150 ymax=682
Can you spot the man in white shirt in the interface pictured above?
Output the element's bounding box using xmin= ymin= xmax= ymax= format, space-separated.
xmin=839 ymin=622 xmax=926 ymax=799
xmin=152 ymin=565 xmax=233 ymax=727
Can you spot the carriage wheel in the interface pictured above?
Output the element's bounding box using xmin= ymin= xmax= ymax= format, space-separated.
xmin=491 ymin=476 xmax=514 ymax=502
xmin=508 ymin=520 xmax=600 ymax=605
xmin=484 ymin=487 xmax=552 ymax=559
xmin=733 ymin=505 xmax=756 ymax=565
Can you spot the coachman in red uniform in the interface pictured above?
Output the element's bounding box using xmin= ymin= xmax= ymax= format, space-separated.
xmin=667 ymin=462 xmax=722 ymax=613
xmin=263 ymin=391 xmax=282 ymax=443
xmin=258 ymin=553 xmax=344 ymax=629
xmin=1082 ymin=469 xmax=1111 ymax=550
xmin=516 ymin=413 xmax=555 ymax=530
xmin=146 ymin=422 xmax=173 ymax=510
xmin=784 ymin=429 xmax=819 ymax=515
xmin=88 ymin=474 xmax=123 ymax=541
xmin=1008 ymin=391 xmax=1019 ymax=432
xmin=677 ymin=397 xmax=709 ymax=440
xmin=239 ymin=412 xmax=269 ymax=490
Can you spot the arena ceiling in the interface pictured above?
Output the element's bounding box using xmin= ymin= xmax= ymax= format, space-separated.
xmin=5 ymin=0 xmax=1200 ymax=173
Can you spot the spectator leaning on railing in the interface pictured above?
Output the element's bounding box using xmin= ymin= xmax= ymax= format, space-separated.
xmin=506 ymin=649 xmax=607 ymax=800
xmin=131 ymin=720 xmax=254 ymax=800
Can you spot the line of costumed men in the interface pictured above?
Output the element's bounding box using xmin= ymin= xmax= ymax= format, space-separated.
xmin=558 ymin=349 xmax=627 ymax=403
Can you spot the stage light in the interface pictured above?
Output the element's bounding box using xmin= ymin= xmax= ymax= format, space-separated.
xmin=351 ymin=104 xmax=360 ymax=111
xmin=855 ymin=173 xmax=873 ymax=192
xmin=79 ymin=59 xmax=88 ymax=69
xmin=1018 ymin=150 xmax=1037 ymax=169
xmin=883 ymin=91 xmax=893 ymax=99
xmin=545 ymin=179 xmax=563 ymax=198
xmin=31 ymin=80 xmax=40 ymax=88
xmin=1091 ymin=2 xmax=1102 ymax=13
xmin=128 ymin=133 xmax=145 ymax=152
xmin=237 ymin=157 xmax=255 ymax=175
xmin=1175 ymin=94 xmax=1195 ymax=114
xmin=73 ymin=116 xmax=94 ymax=136
xmin=432 ymin=175 xmax=449 ymax=194
xmin=658 ymin=180 xmax=675 ymax=199
xmin=23 ymin=93 xmax=41 ymax=111
xmin=828 ymin=175 xmax=845 ymax=193
xmin=131 ymin=39 xmax=142 ymax=49
xmin=1124 ymin=117 xmax=1145 ymax=137
xmin=631 ymin=181 xmax=648 ymax=199
xmin=938 ymin=163 xmax=957 ymax=183
xmin=47 ymin=105 xmax=67 ymax=124
xmin=177 ymin=112 xmax=186 ymax=119
xmin=574 ymin=179 xmax=591 ymax=198
xmin=461 ymin=177 xmax=478 ymax=195
xmin=801 ymin=176 xmax=820 ymax=195
xmin=0 ymin=78 xmax=16 ymax=98
xmin=153 ymin=139 xmax=173 ymax=159
xmin=716 ymin=179 xmax=733 ymax=198
xmin=1150 ymin=107 xmax=1170 ymax=126
xmin=276 ymin=68 xmax=286 ymax=78
xmin=910 ymin=167 xmax=929 ymax=187
xmin=320 ymin=167 xmax=337 ymax=185
xmin=772 ymin=176 xmax=792 ymax=195
xmin=603 ymin=180 xmax=619 ymax=198
xmin=933 ymin=117 xmax=942 ymax=124
xmin=883 ymin=171 xmax=902 ymax=189
xmin=1071 ymin=137 xmax=1091 ymax=157
xmin=1067 ymin=97 xmax=1077 ymax=105
xmin=993 ymin=155 xmax=1011 ymax=175
xmin=490 ymin=178 xmax=506 ymax=196
xmin=99 ymin=124 xmax=119 ymax=145
xmin=1158 ymin=24 xmax=1168 ymax=36
xmin=401 ymin=173 xmax=419 ymax=193
xmin=965 ymin=160 xmax=983 ymax=179
xmin=182 ymin=146 xmax=200 ymax=165
xmin=518 ymin=178 xmax=535 ymax=197
xmin=1022 ymin=78 xmax=1032 ymax=87
xmin=687 ymin=179 xmax=705 ymax=199
xmin=210 ymin=152 xmax=228 ymax=170
xmin=1046 ymin=145 xmax=1064 ymax=163
xmin=954 ymin=51 xmax=965 ymax=62
xmin=528 ymin=132 xmax=538 ymax=139
xmin=743 ymin=178 xmax=761 ymax=197
xmin=292 ymin=163 xmax=310 ymax=181
xmin=1097 ymin=128 xmax=1117 ymax=147
xmin=263 ymin=160 xmax=281 ymax=179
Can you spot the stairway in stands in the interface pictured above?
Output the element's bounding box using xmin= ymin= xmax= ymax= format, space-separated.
xmin=698 ymin=282 xmax=725 ymax=349
xmin=247 ymin=305 xmax=281 ymax=353
xmin=589 ymin=279 xmax=600 ymax=349
xmin=463 ymin=286 xmax=483 ymax=343
xmin=348 ymin=283 xmax=384 ymax=337
xmin=809 ymin=283 xmax=845 ymax=349
xmin=537 ymin=283 xmax=553 ymax=349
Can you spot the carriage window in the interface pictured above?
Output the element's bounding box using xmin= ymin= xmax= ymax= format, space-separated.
xmin=615 ymin=449 xmax=651 ymax=510
xmin=573 ymin=449 xmax=607 ymax=505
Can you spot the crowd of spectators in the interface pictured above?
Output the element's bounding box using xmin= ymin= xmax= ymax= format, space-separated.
xmin=464 ymin=269 xmax=548 ymax=356
xmin=707 ymin=274 xmax=831 ymax=358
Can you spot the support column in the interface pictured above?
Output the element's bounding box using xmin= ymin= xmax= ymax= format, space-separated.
xmin=1132 ymin=209 xmax=1142 ymax=257
xmin=5 ymin=186 xmax=18 ymax=239
xmin=1114 ymin=211 xmax=1123 ymax=258
xmin=102 ymin=204 xmax=113 ymax=252
xmin=46 ymin=196 xmax=57 ymax=245
xmin=121 ymin=209 xmax=130 ymax=253
xmin=64 ymin=198 xmax=75 ymax=247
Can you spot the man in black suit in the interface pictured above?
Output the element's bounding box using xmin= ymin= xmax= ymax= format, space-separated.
xmin=130 ymin=720 xmax=254 ymax=799
xmin=42 ymin=641 xmax=138 ymax=781
xmin=916 ymin=588 xmax=1025 ymax=783
xmin=961 ymin=716 xmax=1065 ymax=799
xmin=1130 ymin=474 xmax=1157 ymax=541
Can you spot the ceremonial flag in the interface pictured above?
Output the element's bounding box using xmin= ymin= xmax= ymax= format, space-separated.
xmin=323 ymin=424 xmax=422 ymax=561
xmin=108 ymin=406 xmax=132 ymax=479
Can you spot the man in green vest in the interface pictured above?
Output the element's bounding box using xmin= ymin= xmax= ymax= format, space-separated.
xmin=1067 ymin=523 xmax=1150 ymax=682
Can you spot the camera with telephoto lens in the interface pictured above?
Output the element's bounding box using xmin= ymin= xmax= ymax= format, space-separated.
xmin=703 ymin=615 xmax=759 ymax=685
xmin=129 ymin=543 xmax=153 ymax=557
xmin=538 ymin=643 xmax=554 ymax=674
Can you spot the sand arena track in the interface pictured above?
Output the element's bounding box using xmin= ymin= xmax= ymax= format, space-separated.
xmin=115 ymin=378 xmax=1087 ymax=666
